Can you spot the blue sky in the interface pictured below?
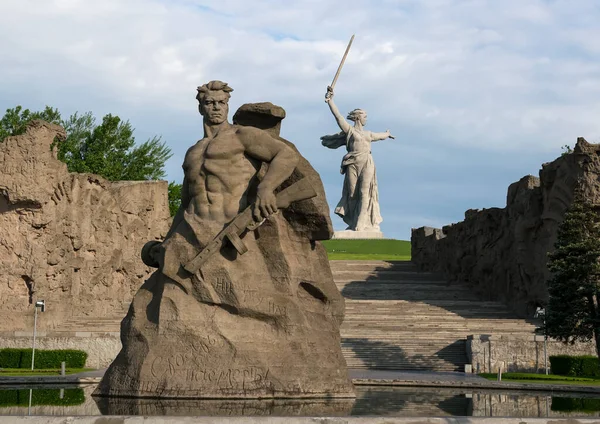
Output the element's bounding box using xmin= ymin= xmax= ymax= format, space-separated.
xmin=2 ymin=0 xmax=600 ymax=240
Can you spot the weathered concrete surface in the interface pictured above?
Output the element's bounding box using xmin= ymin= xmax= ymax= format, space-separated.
xmin=411 ymin=138 xmax=600 ymax=318
xmin=95 ymin=87 xmax=353 ymax=400
xmin=468 ymin=334 xmax=596 ymax=374
xmin=0 ymin=120 xmax=171 ymax=331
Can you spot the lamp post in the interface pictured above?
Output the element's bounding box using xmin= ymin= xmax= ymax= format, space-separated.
xmin=31 ymin=300 xmax=45 ymax=371
xmin=535 ymin=306 xmax=548 ymax=375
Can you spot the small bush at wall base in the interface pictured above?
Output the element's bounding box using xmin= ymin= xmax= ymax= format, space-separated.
xmin=552 ymin=397 xmax=600 ymax=412
xmin=550 ymin=355 xmax=600 ymax=377
xmin=0 ymin=349 xmax=87 ymax=369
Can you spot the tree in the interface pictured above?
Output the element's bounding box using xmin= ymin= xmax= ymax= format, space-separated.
xmin=56 ymin=113 xmax=172 ymax=181
xmin=0 ymin=105 xmax=62 ymax=139
xmin=544 ymin=184 xmax=600 ymax=357
xmin=1 ymin=105 xmax=181 ymax=215
xmin=1 ymin=105 xmax=172 ymax=181
xmin=168 ymin=181 xmax=182 ymax=217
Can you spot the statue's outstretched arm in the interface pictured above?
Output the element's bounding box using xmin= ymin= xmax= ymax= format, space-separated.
xmin=370 ymin=130 xmax=395 ymax=141
xmin=325 ymin=88 xmax=351 ymax=133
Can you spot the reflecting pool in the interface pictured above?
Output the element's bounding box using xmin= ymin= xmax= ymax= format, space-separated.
xmin=1 ymin=385 xmax=600 ymax=417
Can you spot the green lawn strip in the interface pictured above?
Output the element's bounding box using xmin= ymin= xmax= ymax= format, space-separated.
xmin=479 ymin=373 xmax=600 ymax=385
xmin=323 ymin=239 xmax=411 ymax=261
xmin=328 ymin=253 xmax=411 ymax=261
xmin=502 ymin=380 xmax=600 ymax=386
xmin=0 ymin=368 xmax=91 ymax=377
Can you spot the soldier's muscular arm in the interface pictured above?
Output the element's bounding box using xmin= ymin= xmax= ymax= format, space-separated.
xmin=237 ymin=127 xmax=299 ymax=220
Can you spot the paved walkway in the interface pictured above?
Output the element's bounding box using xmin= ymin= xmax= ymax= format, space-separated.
xmin=349 ymin=369 xmax=487 ymax=382
xmin=2 ymin=368 xmax=600 ymax=394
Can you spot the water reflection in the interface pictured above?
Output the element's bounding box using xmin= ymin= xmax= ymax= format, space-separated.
xmin=95 ymin=396 xmax=354 ymax=416
xmin=1 ymin=384 xmax=600 ymax=417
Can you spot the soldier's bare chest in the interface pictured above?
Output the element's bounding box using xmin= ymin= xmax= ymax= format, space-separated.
xmin=184 ymin=131 xmax=246 ymax=173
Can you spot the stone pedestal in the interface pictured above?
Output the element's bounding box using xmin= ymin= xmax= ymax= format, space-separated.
xmin=333 ymin=230 xmax=384 ymax=240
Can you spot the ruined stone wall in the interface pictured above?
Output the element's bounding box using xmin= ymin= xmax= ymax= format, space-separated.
xmin=0 ymin=121 xmax=171 ymax=331
xmin=470 ymin=391 xmax=600 ymax=418
xmin=467 ymin=334 xmax=596 ymax=373
xmin=411 ymin=138 xmax=600 ymax=317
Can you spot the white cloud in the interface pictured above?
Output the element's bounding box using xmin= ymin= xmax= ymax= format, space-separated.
xmin=1 ymin=0 xmax=600 ymax=239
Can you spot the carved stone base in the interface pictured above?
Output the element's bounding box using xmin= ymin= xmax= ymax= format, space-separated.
xmin=93 ymin=273 xmax=355 ymax=399
xmin=93 ymin=227 xmax=355 ymax=400
xmin=332 ymin=230 xmax=385 ymax=239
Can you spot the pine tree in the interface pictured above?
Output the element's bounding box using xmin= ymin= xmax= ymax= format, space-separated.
xmin=545 ymin=184 xmax=600 ymax=357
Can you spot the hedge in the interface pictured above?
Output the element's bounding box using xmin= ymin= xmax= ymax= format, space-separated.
xmin=551 ymin=397 xmax=600 ymax=412
xmin=0 ymin=349 xmax=87 ymax=369
xmin=549 ymin=355 xmax=600 ymax=377
xmin=0 ymin=388 xmax=84 ymax=407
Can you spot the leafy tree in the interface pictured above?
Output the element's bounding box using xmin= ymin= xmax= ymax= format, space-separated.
xmin=0 ymin=105 xmax=62 ymax=139
xmin=544 ymin=184 xmax=600 ymax=357
xmin=168 ymin=181 xmax=182 ymax=217
xmin=55 ymin=113 xmax=172 ymax=181
xmin=1 ymin=106 xmax=172 ymax=181
xmin=1 ymin=105 xmax=181 ymax=216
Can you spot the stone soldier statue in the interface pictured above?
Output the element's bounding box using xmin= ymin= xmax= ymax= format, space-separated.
xmin=321 ymin=85 xmax=394 ymax=234
xmin=94 ymin=81 xmax=355 ymax=403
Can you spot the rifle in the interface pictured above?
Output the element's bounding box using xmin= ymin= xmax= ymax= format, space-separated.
xmin=183 ymin=178 xmax=317 ymax=275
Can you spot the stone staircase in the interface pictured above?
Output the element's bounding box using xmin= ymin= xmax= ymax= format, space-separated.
xmin=333 ymin=260 xmax=540 ymax=372
xmin=53 ymin=260 xmax=539 ymax=372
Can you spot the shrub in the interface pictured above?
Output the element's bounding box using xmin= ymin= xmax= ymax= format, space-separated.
xmin=552 ymin=397 xmax=600 ymax=412
xmin=0 ymin=349 xmax=87 ymax=369
xmin=550 ymin=355 xmax=600 ymax=377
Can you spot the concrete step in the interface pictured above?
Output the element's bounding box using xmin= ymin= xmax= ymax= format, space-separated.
xmin=332 ymin=269 xmax=447 ymax=283
xmin=329 ymin=260 xmax=414 ymax=268
xmin=46 ymin=259 xmax=538 ymax=373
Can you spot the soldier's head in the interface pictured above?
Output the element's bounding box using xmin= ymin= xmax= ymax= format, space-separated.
xmin=196 ymin=80 xmax=234 ymax=125
xmin=347 ymin=108 xmax=367 ymax=126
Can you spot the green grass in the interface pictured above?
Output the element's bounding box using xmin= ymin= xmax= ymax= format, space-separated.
xmin=0 ymin=368 xmax=91 ymax=377
xmin=322 ymin=239 xmax=411 ymax=261
xmin=479 ymin=372 xmax=600 ymax=385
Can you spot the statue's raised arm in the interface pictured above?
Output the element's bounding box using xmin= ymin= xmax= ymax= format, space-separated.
xmin=325 ymin=86 xmax=351 ymax=134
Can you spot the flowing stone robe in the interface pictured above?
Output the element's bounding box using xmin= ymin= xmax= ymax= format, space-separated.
xmin=321 ymin=127 xmax=383 ymax=231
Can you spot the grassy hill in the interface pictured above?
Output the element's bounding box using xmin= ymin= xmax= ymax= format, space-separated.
xmin=322 ymin=239 xmax=411 ymax=261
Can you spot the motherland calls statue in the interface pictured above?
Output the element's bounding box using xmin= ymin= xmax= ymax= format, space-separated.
xmin=321 ymin=85 xmax=394 ymax=237
xmin=93 ymin=81 xmax=355 ymax=401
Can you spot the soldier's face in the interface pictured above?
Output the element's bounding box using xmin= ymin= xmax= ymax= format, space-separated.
xmin=200 ymin=91 xmax=229 ymax=124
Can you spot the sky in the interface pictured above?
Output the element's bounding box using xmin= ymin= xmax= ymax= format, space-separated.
xmin=2 ymin=0 xmax=600 ymax=240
